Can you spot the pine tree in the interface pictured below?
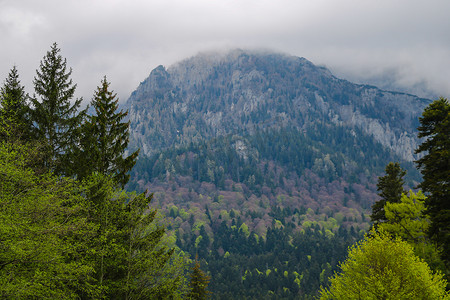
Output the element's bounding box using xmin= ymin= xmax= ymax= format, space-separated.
xmin=415 ymin=97 xmax=450 ymax=267
xmin=370 ymin=162 xmax=406 ymax=227
xmin=188 ymin=258 xmax=210 ymax=300
xmin=72 ymin=77 xmax=139 ymax=187
xmin=31 ymin=42 xmax=84 ymax=174
xmin=0 ymin=66 xmax=33 ymax=141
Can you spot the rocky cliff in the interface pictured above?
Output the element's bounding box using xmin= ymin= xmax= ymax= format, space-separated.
xmin=125 ymin=49 xmax=430 ymax=161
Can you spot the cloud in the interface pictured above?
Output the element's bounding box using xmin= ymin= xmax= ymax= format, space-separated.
xmin=0 ymin=0 xmax=449 ymax=102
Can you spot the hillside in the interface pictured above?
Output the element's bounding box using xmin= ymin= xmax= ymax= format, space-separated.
xmin=124 ymin=50 xmax=428 ymax=299
xmin=126 ymin=49 xmax=429 ymax=161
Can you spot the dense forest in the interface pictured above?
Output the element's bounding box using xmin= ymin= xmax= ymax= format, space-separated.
xmin=0 ymin=44 xmax=194 ymax=299
xmin=1 ymin=44 xmax=449 ymax=299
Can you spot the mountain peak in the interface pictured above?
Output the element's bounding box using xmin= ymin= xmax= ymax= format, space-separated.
xmin=126 ymin=50 xmax=429 ymax=161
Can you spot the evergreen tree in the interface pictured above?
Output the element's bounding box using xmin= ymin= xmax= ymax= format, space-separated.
xmin=370 ymin=162 xmax=406 ymax=226
xmin=415 ymin=97 xmax=450 ymax=267
xmin=188 ymin=258 xmax=211 ymax=300
xmin=0 ymin=66 xmax=33 ymax=141
xmin=81 ymin=174 xmax=188 ymax=299
xmin=72 ymin=77 xmax=139 ymax=187
xmin=31 ymin=42 xmax=84 ymax=174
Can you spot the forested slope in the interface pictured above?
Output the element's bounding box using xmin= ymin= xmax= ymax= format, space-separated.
xmin=124 ymin=50 xmax=428 ymax=298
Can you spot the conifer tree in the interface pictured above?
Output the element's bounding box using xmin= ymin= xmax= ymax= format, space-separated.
xmin=72 ymin=77 xmax=139 ymax=187
xmin=80 ymin=174 xmax=188 ymax=298
xmin=415 ymin=97 xmax=450 ymax=267
xmin=370 ymin=162 xmax=406 ymax=227
xmin=188 ymin=258 xmax=211 ymax=300
xmin=31 ymin=43 xmax=84 ymax=174
xmin=0 ymin=66 xmax=33 ymax=141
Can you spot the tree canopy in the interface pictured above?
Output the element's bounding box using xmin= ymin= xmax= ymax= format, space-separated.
xmin=0 ymin=43 xmax=190 ymax=299
xmin=319 ymin=230 xmax=449 ymax=299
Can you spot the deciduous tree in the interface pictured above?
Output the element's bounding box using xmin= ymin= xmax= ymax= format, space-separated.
xmin=378 ymin=191 xmax=446 ymax=274
xmin=319 ymin=230 xmax=448 ymax=299
xmin=0 ymin=143 xmax=99 ymax=299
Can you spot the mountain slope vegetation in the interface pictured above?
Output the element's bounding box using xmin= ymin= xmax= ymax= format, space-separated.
xmin=124 ymin=50 xmax=429 ymax=298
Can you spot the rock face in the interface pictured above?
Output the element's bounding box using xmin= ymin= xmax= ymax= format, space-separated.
xmin=125 ymin=49 xmax=430 ymax=161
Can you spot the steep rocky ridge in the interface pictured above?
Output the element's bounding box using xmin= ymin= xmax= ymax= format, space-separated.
xmin=125 ymin=49 xmax=429 ymax=162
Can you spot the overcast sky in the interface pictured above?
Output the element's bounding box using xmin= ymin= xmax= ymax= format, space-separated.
xmin=1 ymin=0 xmax=449 ymax=103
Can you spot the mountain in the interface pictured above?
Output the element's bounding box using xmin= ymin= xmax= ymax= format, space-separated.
xmin=125 ymin=49 xmax=429 ymax=161
xmin=123 ymin=50 xmax=429 ymax=299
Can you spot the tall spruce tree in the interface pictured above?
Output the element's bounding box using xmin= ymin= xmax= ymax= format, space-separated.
xmin=80 ymin=174 xmax=188 ymax=298
xmin=188 ymin=258 xmax=211 ymax=300
xmin=370 ymin=162 xmax=406 ymax=227
xmin=31 ymin=43 xmax=84 ymax=174
xmin=72 ymin=77 xmax=139 ymax=187
xmin=415 ymin=97 xmax=450 ymax=267
xmin=0 ymin=66 xmax=32 ymax=142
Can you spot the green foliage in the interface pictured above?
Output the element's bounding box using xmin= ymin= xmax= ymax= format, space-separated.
xmin=0 ymin=143 xmax=99 ymax=298
xmin=175 ymin=212 xmax=361 ymax=299
xmin=0 ymin=142 xmax=189 ymax=299
xmin=378 ymin=191 xmax=447 ymax=275
xmin=370 ymin=162 xmax=406 ymax=226
xmin=415 ymin=97 xmax=450 ymax=267
xmin=72 ymin=77 xmax=139 ymax=187
xmin=30 ymin=43 xmax=85 ymax=174
xmin=379 ymin=191 xmax=428 ymax=242
xmin=81 ymin=173 xmax=188 ymax=299
xmin=188 ymin=259 xmax=210 ymax=300
xmin=319 ymin=230 xmax=449 ymax=300
xmin=0 ymin=66 xmax=33 ymax=142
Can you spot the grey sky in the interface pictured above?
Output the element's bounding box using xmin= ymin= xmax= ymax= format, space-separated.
xmin=1 ymin=0 xmax=449 ymax=103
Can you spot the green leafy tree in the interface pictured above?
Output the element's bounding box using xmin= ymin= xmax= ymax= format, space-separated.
xmin=30 ymin=42 xmax=85 ymax=174
xmin=378 ymin=191 xmax=446 ymax=274
xmin=319 ymin=230 xmax=449 ymax=299
xmin=415 ymin=97 xmax=450 ymax=267
xmin=370 ymin=162 xmax=406 ymax=226
xmin=0 ymin=142 xmax=188 ymax=299
xmin=0 ymin=143 xmax=99 ymax=299
xmin=188 ymin=258 xmax=211 ymax=300
xmin=71 ymin=77 xmax=139 ymax=187
xmin=0 ymin=66 xmax=33 ymax=141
